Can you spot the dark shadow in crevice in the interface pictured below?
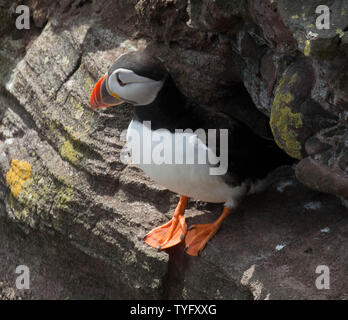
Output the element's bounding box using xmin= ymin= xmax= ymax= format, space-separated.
xmin=215 ymin=82 xmax=274 ymax=141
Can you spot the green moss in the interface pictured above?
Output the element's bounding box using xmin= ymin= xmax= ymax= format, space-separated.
xmin=59 ymin=133 xmax=102 ymax=165
xmin=84 ymin=76 xmax=94 ymax=96
xmin=336 ymin=29 xmax=345 ymax=38
xmin=71 ymin=97 xmax=83 ymax=109
xmin=289 ymin=73 xmax=297 ymax=85
xmin=61 ymin=139 xmax=80 ymax=164
xmin=270 ymin=74 xmax=303 ymax=159
xmin=48 ymin=117 xmax=99 ymax=166
xmin=9 ymin=193 xmax=29 ymax=219
xmin=304 ymin=40 xmax=311 ymax=56
xmin=56 ymin=186 xmax=74 ymax=210
xmin=270 ymin=106 xmax=303 ymax=159
xmin=75 ymin=105 xmax=84 ymax=120
xmin=69 ymin=96 xmax=94 ymax=131
xmin=9 ymin=168 xmax=75 ymax=228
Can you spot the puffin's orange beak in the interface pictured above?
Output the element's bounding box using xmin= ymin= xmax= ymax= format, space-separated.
xmin=90 ymin=75 xmax=123 ymax=109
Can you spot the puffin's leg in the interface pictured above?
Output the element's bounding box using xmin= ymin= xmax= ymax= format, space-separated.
xmin=184 ymin=206 xmax=232 ymax=256
xmin=144 ymin=195 xmax=188 ymax=250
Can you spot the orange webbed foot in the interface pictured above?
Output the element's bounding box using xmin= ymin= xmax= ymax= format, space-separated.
xmin=144 ymin=196 xmax=188 ymax=250
xmin=184 ymin=207 xmax=232 ymax=256
xmin=184 ymin=222 xmax=219 ymax=256
xmin=144 ymin=215 xmax=187 ymax=250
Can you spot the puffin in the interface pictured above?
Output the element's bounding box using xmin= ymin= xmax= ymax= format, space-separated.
xmin=90 ymin=50 xmax=293 ymax=256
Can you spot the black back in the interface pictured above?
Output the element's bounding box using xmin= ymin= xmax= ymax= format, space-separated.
xmin=108 ymin=51 xmax=167 ymax=81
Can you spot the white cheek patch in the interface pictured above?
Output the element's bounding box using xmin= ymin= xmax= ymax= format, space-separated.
xmin=115 ymin=68 xmax=141 ymax=84
xmin=108 ymin=69 xmax=164 ymax=105
xmin=127 ymin=81 xmax=164 ymax=105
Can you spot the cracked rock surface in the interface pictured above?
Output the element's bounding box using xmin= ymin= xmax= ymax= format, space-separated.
xmin=0 ymin=0 xmax=347 ymax=299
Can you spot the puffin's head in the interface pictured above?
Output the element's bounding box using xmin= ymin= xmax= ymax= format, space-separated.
xmin=90 ymin=51 xmax=167 ymax=109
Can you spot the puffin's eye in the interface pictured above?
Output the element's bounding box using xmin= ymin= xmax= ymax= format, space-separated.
xmin=116 ymin=73 xmax=126 ymax=87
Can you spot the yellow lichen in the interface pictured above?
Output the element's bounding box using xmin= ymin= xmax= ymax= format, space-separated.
xmin=270 ymin=75 xmax=303 ymax=159
xmin=291 ymin=15 xmax=299 ymax=19
xmin=56 ymin=186 xmax=74 ymax=210
xmin=336 ymin=29 xmax=345 ymax=38
xmin=62 ymin=56 xmax=69 ymax=66
xmin=289 ymin=73 xmax=297 ymax=85
xmin=8 ymin=168 xmax=75 ymax=227
xmin=6 ymin=159 xmax=32 ymax=198
xmin=84 ymin=76 xmax=94 ymax=95
xmin=270 ymin=106 xmax=303 ymax=159
xmin=304 ymin=40 xmax=311 ymax=56
xmin=74 ymin=102 xmax=84 ymax=120
xmin=70 ymin=97 xmax=84 ymax=117
xmin=60 ymin=140 xmax=79 ymax=164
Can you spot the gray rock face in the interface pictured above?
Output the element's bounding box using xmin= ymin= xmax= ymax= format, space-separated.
xmin=0 ymin=0 xmax=347 ymax=299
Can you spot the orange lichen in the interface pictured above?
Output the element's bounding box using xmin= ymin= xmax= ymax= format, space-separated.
xmin=6 ymin=159 xmax=32 ymax=198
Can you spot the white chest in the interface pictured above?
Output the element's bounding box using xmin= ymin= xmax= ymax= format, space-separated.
xmin=125 ymin=119 xmax=246 ymax=206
